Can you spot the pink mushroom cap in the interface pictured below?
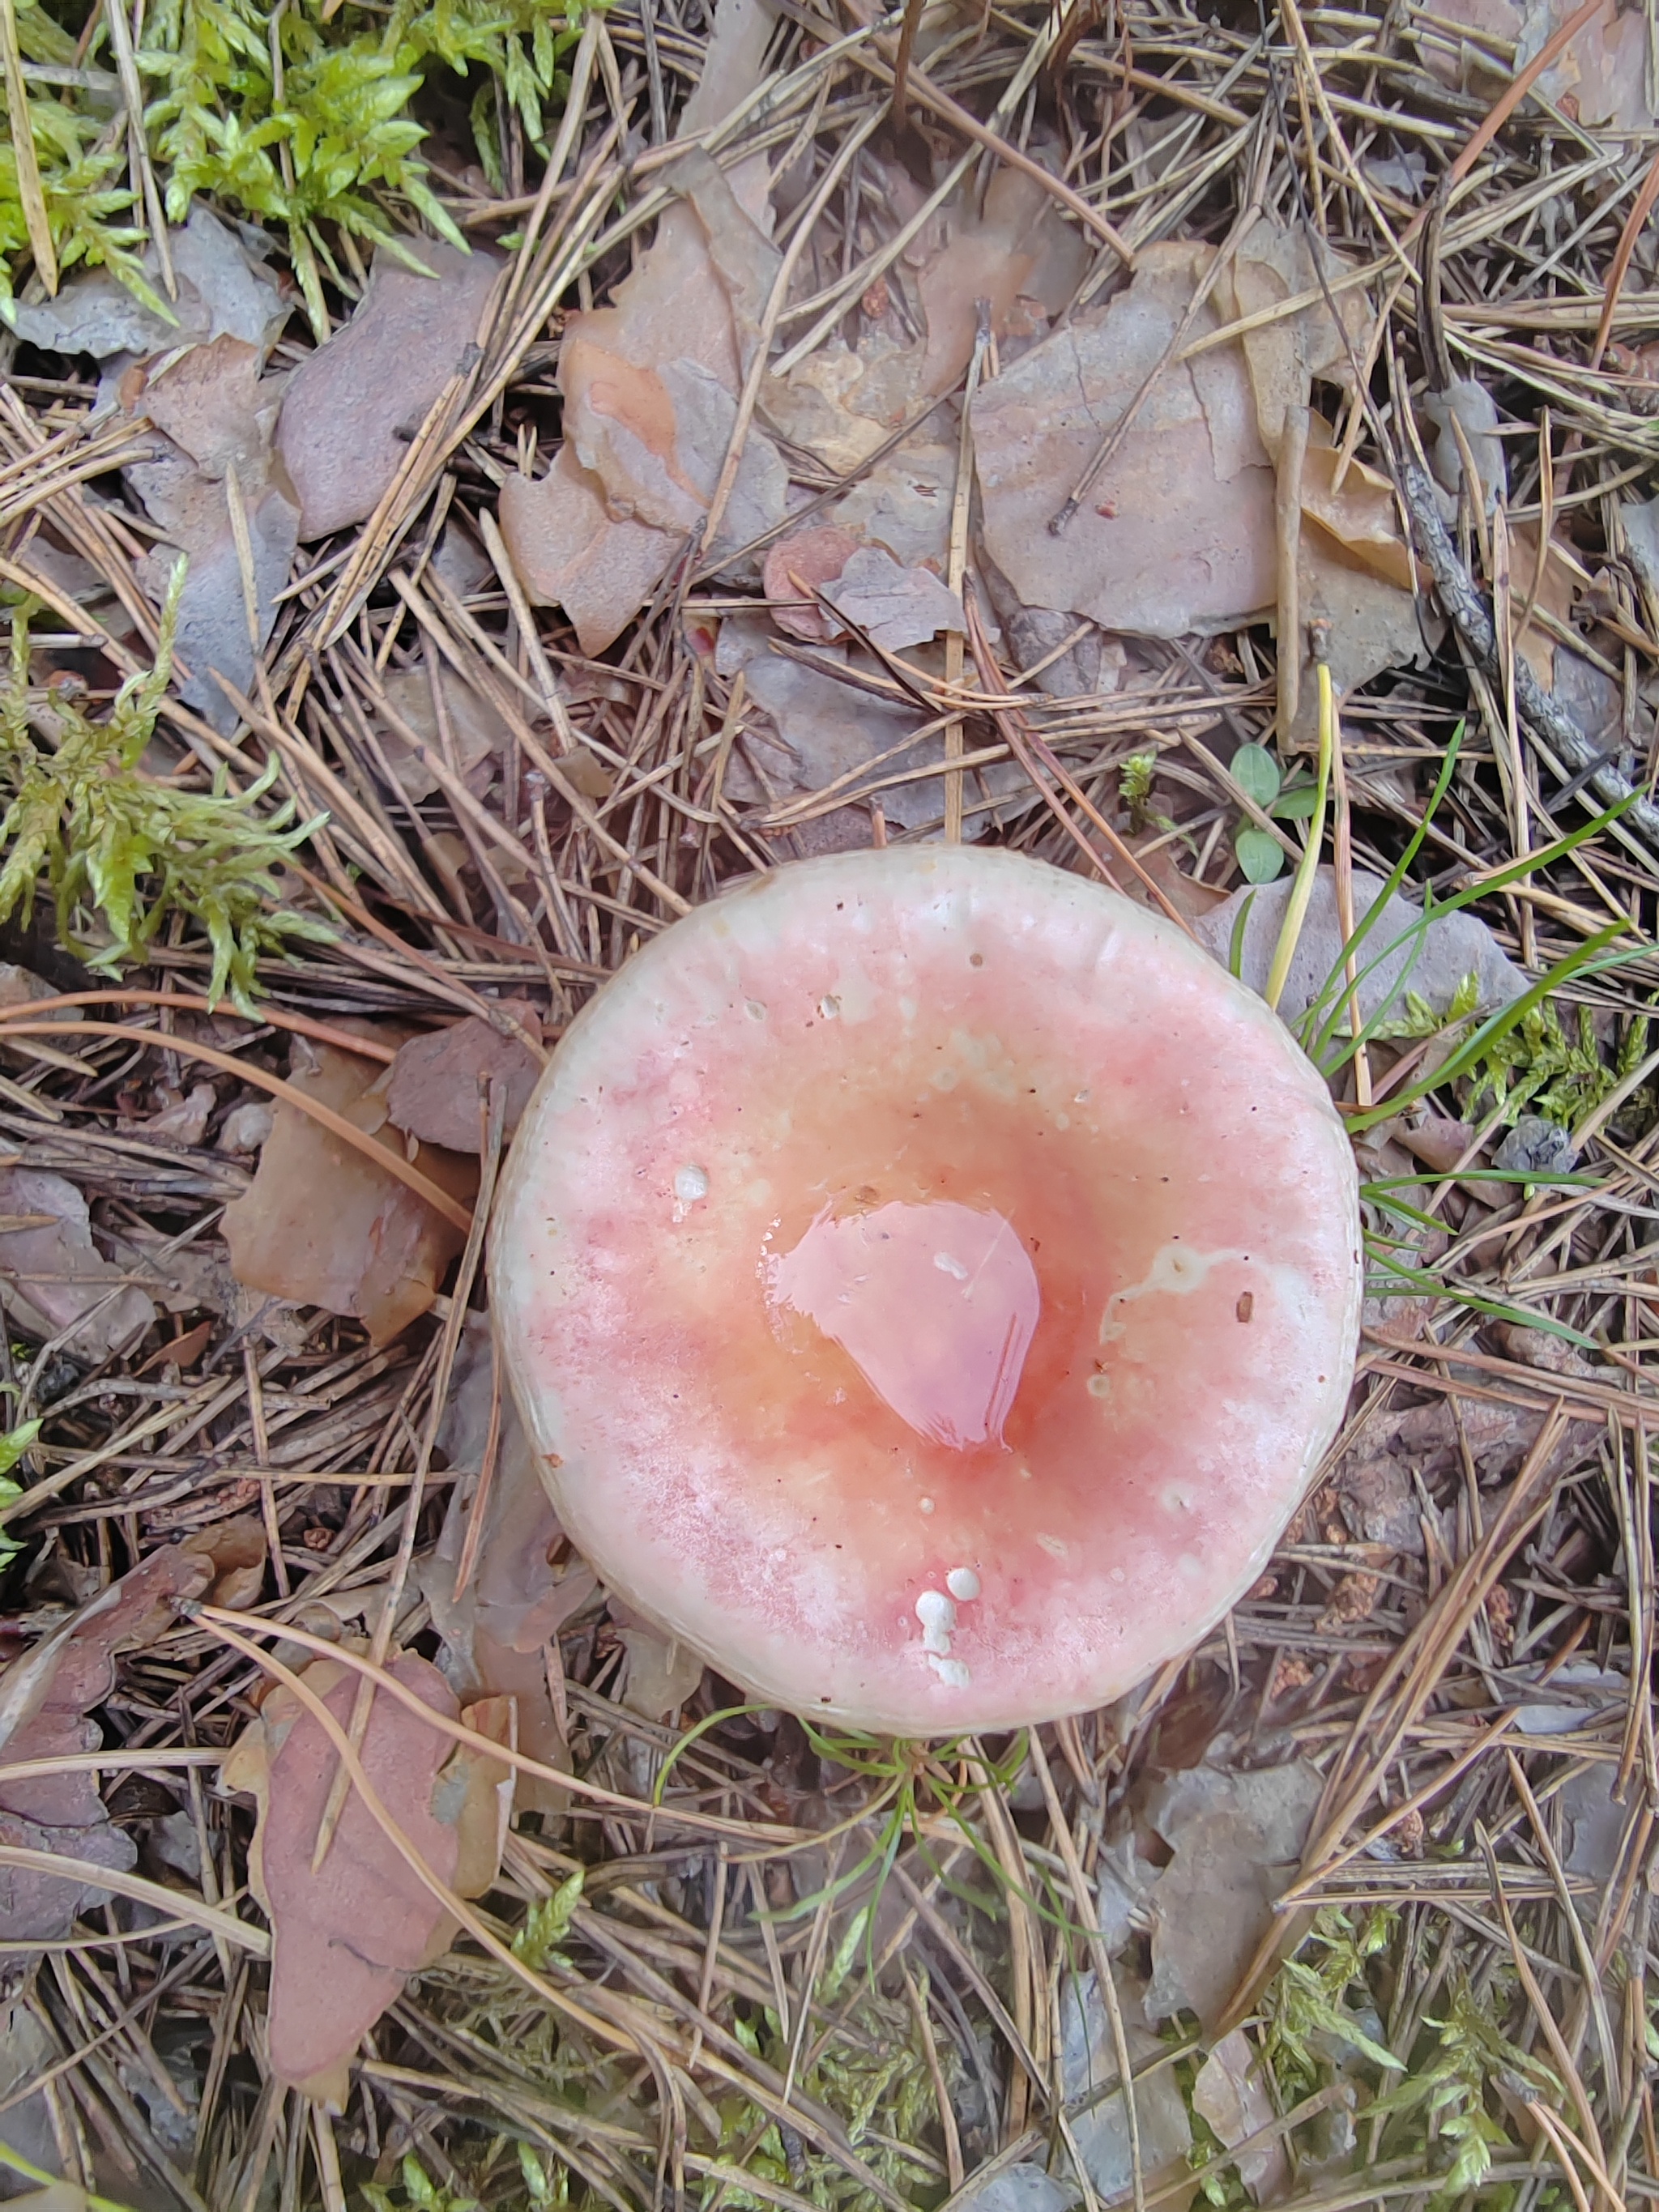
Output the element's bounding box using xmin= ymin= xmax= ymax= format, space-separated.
xmin=491 ymin=846 xmax=1363 ymax=1735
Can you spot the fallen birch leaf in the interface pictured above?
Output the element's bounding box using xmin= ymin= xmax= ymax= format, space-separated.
xmin=275 ymin=241 xmax=502 ymax=541
xmin=223 ymin=1650 xmax=512 ymax=2103
xmin=376 ymin=667 xmax=510 ymax=802
xmin=822 ymin=545 xmax=965 ymax=650
xmin=0 ymin=1538 xmax=224 ymax=1950
xmin=0 ymin=1167 xmax=156 ymax=1362
xmin=1414 ymin=0 xmax=1655 ymax=130
xmin=764 ymin=526 xmax=859 ymax=641
xmin=913 ymin=168 xmax=1089 ymax=398
xmin=11 ymin=205 xmax=288 ymax=363
xmin=222 ymin=1037 xmax=476 ymax=1345
xmin=385 ymin=1006 xmax=544 ymax=1154
xmin=1141 ymin=1759 xmax=1324 ymax=2031
xmin=121 ymin=335 xmax=299 ymax=735
xmin=1193 ymin=2028 xmax=1289 ymax=2204
xmin=1196 ymin=866 xmax=1529 ymax=1027
xmin=972 ymin=243 xmax=1277 ymax=637
xmin=499 ymin=446 xmax=679 ymax=660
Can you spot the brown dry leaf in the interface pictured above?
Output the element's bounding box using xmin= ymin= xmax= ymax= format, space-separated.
xmin=764 ymin=526 xmax=859 ymax=641
xmin=223 ymin=1648 xmax=510 ymax=2102
xmin=822 ymin=546 xmax=965 ymax=650
xmin=1193 ymin=2029 xmax=1289 ymax=2205
xmin=122 ymin=1083 xmax=216 ymax=1148
xmin=377 ymin=667 xmax=510 ymax=802
xmin=1335 ymin=1456 xmax=1427 ymax=1555
xmin=505 ymin=156 xmax=790 ymax=653
xmin=221 ymin=1037 xmax=476 ymax=1345
xmin=1141 ymin=1759 xmax=1324 ymax=2031
xmin=499 ymin=445 xmax=680 ymax=660
xmin=826 ymin=435 xmax=958 ymax=573
xmin=185 ymin=1513 xmax=269 ymax=1611
xmin=275 ymin=241 xmax=502 ymax=541
xmin=1219 ymin=215 xmax=1367 ymax=462
xmin=0 ymin=964 xmax=83 ymax=1071
xmin=0 ymin=1166 xmax=156 ymax=1361
xmin=616 ymin=1625 xmax=704 ymax=1720
xmin=11 ymin=205 xmax=288 ymax=364
xmin=385 ymin=1005 xmax=544 ymax=1154
xmin=971 ymin=243 xmax=1277 ymax=637
xmin=0 ymin=1541 xmax=217 ymax=1949
xmin=1299 ymin=438 xmax=1414 ymax=593
xmin=121 ymin=335 xmax=299 ymax=735
xmin=1123 ymin=834 xmax=1231 ymax=926
xmin=1196 ymin=866 xmax=1529 ymax=1027
xmin=1414 ymin=0 xmax=1654 ymax=130
xmin=913 ymin=168 xmax=1089 ymax=398
xmin=425 ymin=1317 xmax=595 ymax=1817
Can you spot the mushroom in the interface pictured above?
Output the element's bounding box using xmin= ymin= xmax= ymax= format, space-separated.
xmin=491 ymin=846 xmax=1362 ymax=1733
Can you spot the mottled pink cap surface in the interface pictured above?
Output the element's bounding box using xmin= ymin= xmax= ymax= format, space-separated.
xmin=490 ymin=846 xmax=1363 ymax=1734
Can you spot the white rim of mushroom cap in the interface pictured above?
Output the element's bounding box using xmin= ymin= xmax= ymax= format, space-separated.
xmin=489 ymin=846 xmax=1363 ymax=1736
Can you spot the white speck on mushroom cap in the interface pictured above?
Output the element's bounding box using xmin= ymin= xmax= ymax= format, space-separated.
xmin=674 ymin=1166 xmax=709 ymax=1204
xmin=946 ymin=1566 xmax=981 ymax=1601
xmin=915 ymin=1588 xmax=955 ymax=1654
xmin=930 ymin=1656 xmax=971 ymax=1688
xmin=933 ymin=1251 xmax=970 ymax=1281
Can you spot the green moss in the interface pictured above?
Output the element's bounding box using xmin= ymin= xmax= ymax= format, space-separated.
xmin=0 ymin=563 xmax=331 ymax=1010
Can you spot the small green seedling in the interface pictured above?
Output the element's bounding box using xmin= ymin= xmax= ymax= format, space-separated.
xmin=1228 ymin=743 xmax=1316 ymax=884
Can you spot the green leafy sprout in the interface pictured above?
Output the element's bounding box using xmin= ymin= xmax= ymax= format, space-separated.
xmin=1228 ymin=741 xmax=1318 ymax=884
xmin=0 ymin=560 xmax=331 ymax=1012
xmin=0 ymin=1416 xmax=41 ymax=1566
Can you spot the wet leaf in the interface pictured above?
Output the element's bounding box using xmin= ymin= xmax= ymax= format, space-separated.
xmin=222 ymin=1035 xmax=476 ymax=1345
xmin=275 ymin=241 xmax=502 ymax=542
